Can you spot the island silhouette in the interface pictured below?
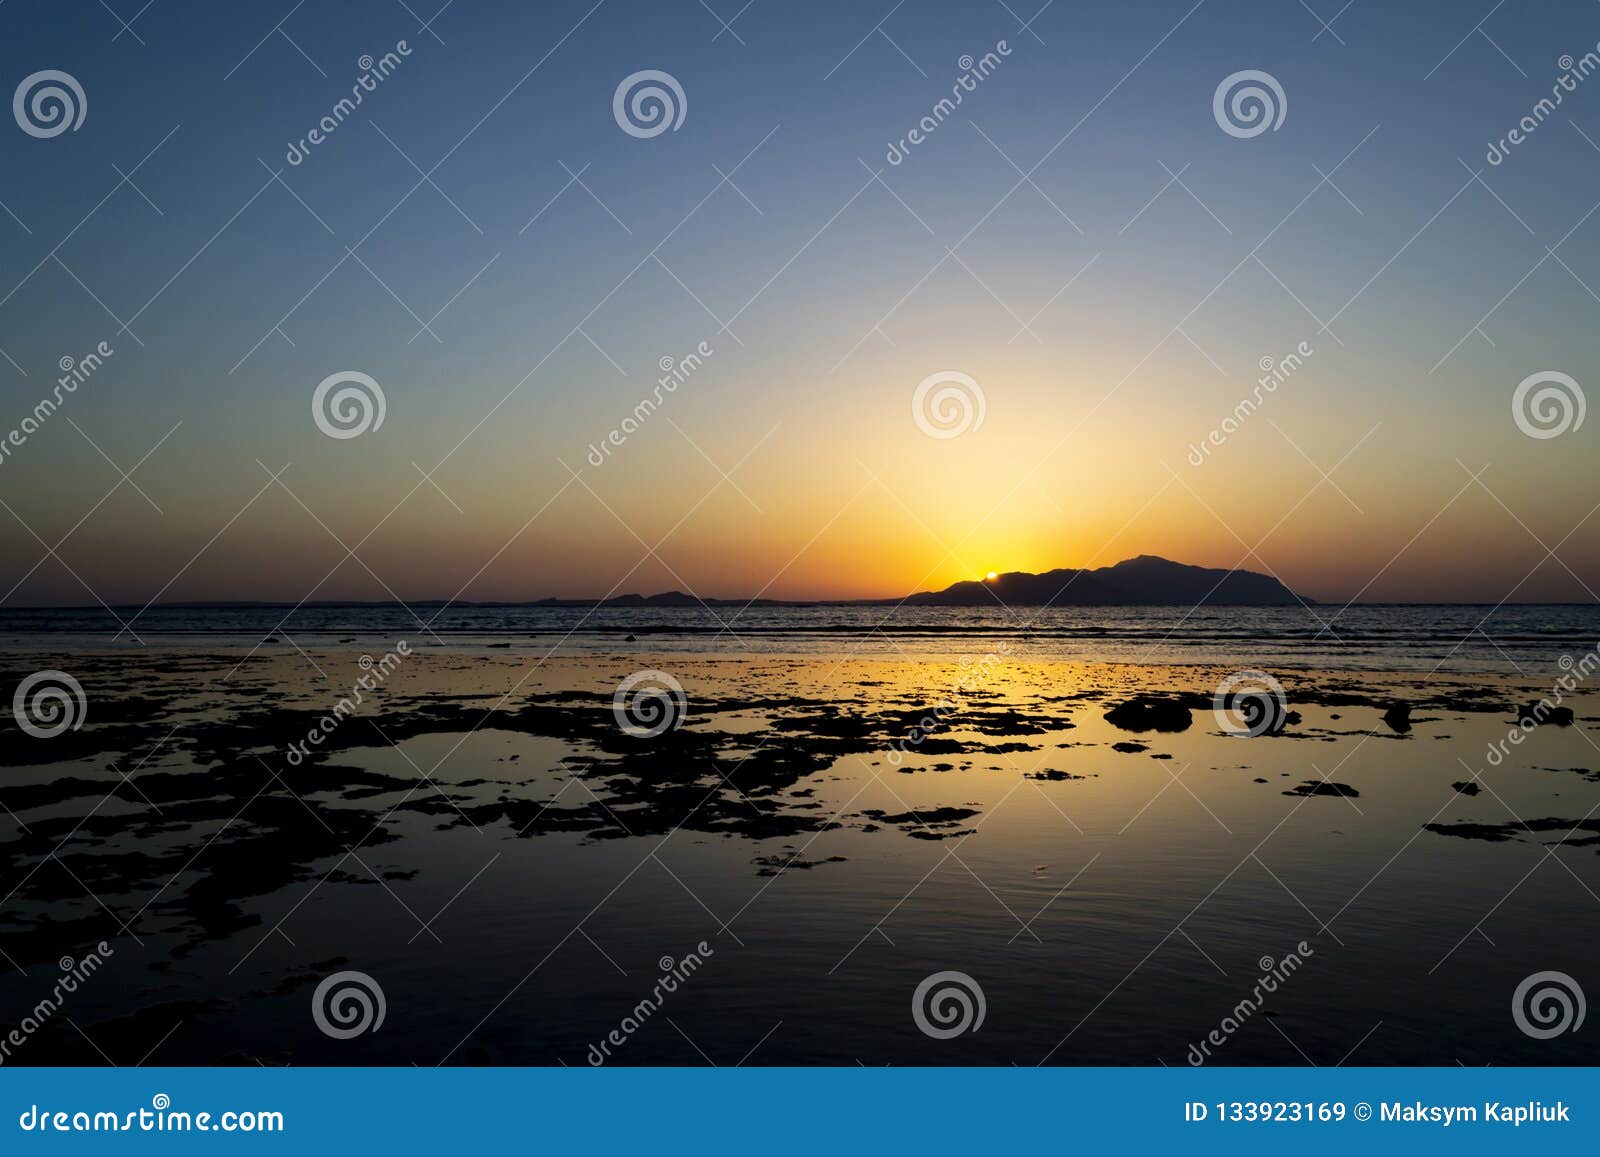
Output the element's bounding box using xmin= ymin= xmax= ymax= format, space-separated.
xmin=525 ymin=555 xmax=1309 ymax=608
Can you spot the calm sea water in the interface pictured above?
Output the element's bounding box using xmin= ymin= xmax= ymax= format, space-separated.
xmin=3 ymin=603 xmax=1596 ymax=673
xmin=4 ymin=613 xmax=1600 ymax=1065
xmin=3 ymin=646 xmax=1597 ymax=1067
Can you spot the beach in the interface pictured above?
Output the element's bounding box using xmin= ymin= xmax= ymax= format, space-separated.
xmin=3 ymin=640 xmax=1597 ymax=1066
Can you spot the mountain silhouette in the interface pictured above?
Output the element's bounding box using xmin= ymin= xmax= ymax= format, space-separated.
xmin=529 ymin=556 xmax=1308 ymax=607
xmin=897 ymin=555 xmax=1307 ymax=606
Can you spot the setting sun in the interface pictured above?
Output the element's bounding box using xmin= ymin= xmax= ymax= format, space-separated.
xmin=985 ymin=572 xmax=998 ymax=581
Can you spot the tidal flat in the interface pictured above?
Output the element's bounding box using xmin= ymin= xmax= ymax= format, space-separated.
xmin=2 ymin=647 xmax=1596 ymax=1066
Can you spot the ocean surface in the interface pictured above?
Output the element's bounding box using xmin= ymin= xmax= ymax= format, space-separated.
xmin=2 ymin=646 xmax=1597 ymax=1067
xmin=4 ymin=591 xmax=1600 ymax=1066
xmin=3 ymin=602 xmax=1597 ymax=674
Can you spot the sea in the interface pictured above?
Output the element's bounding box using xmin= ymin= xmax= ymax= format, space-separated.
xmin=4 ymin=602 xmax=1599 ymax=1066
xmin=1 ymin=602 xmax=1596 ymax=674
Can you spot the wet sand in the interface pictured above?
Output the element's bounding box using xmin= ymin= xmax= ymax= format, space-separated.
xmin=2 ymin=647 xmax=1597 ymax=1066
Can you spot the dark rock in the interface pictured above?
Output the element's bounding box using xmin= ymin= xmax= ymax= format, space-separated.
xmin=1518 ymin=701 xmax=1575 ymax=728
xmin=1224 ymin=693 xmax=1289 ymax=736
xmin=752 ymin=853 xmax=846 ymax=877
xmin=1419 ymin=817 xmax=1600 ymax=843
xmin=1283 ymin=780 xmax=1360 ymax=798
xmin=1103 ymin=696 xmax=1192 ymax=733
xmin=1451 ymin=780 xmax=1481 ymax=795
xmin=1382 ymin=703 xmax=1412 ymax=733
xmin=860 ymin=806 xmax=979 ymax=827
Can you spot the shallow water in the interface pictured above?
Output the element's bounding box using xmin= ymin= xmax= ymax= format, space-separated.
xmin=1 ymin=647 xmax=1597 ymax=1066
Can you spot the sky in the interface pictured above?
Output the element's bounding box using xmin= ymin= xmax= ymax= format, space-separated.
xmin=0 ymin=0 xmax=1597 ymax=606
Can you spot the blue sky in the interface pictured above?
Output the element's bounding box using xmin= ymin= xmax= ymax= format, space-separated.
xmin=0 ymin=0 xmax=1597 ymax=604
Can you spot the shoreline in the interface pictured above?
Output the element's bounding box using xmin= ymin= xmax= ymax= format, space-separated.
xmin=1 ymin=636 xmax=1588 ymax=678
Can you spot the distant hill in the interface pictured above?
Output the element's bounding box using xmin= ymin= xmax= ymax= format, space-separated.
xmin=522 ymin=555 xmax=1308 ymax=608
xmin=896 ymin=555 xmax=1307 ymax=607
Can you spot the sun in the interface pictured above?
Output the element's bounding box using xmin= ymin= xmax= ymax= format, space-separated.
xmin=985 ymin=571 xmax=998 ymax=581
